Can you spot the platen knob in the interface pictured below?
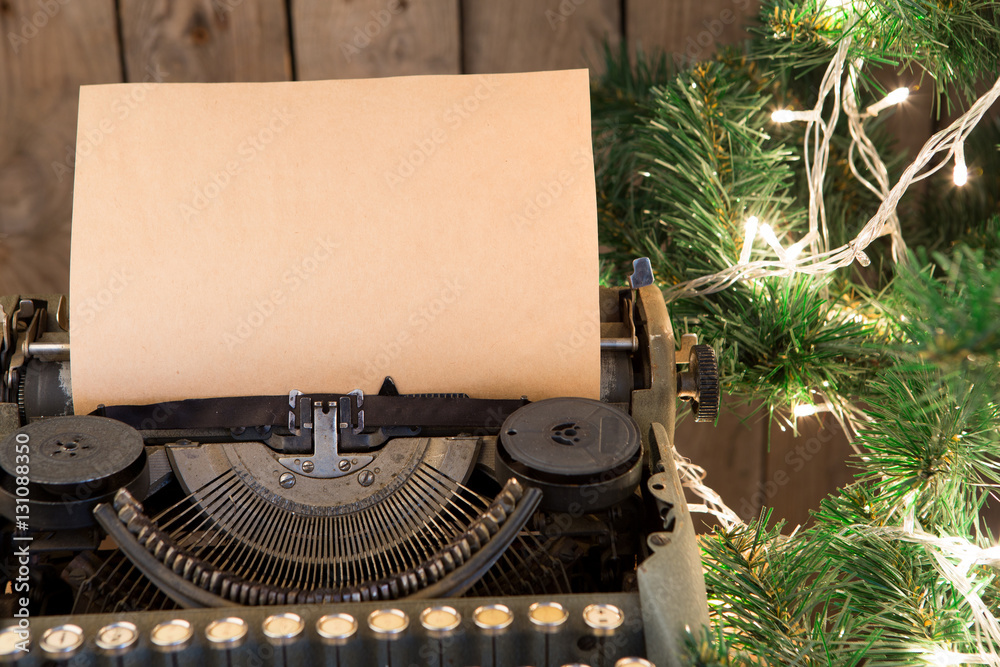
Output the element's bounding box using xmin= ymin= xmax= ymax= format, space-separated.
xmin=677 ymin=344 xmax=720 ymax=422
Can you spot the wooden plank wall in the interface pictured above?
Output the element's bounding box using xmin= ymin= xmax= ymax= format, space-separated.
xmin=0 ymin=0 xmax=121 ymax=298
xmin=0 ymin=0 xmax=938 ymax=531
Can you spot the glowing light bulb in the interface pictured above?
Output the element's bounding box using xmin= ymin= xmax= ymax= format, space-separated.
xmin=865 ymin=87 xmax=910 ymax=116
xmin=758 ymin=223 xmax=787 ymax=261
xmin=770 ymin=108 xmax=820 ymax=123
xmin=953 ymin=142 xmax=968 ymax=186
xmin=953 ymin=165 xmax=968 ymax=186
xmin=922 ymin=647 xmax=977 ymax=667
xmin=785 ymin=238 xmax=809 ymax=263
xmin=885 ymin=87 xmax=910 ymax=105
xmin=738 ymin=216 xmax=759 ymax=264
xmin=793 ymin=404 xmax=818 ymax=418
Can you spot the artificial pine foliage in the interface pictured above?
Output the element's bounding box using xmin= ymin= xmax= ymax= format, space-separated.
xmin=592 ymin=0 xmax=1000 ymax=663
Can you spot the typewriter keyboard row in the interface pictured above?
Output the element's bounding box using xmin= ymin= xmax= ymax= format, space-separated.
xmin=0 ymin=593 xmax=653 ymax=667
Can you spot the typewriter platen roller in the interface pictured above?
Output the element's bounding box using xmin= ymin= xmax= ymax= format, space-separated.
xmin=0 ymin=259 xmax=720 ymax=666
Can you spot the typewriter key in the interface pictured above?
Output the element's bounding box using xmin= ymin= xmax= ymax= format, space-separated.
xmin=150 ymin=619 xmax=193 ymax=651
xmin=0 ymin=626 xmax=28 ymax=662
xmin=367 ymin=609 xmax=409 ymax=637
xmin=529 ymin=602 xmax=568 ymax=667
xmin=205 ymin=617 xmax=248 ymax=648
xmin=369 ymin=609 xmax=409 ymax=667
xmin=262 ymin=613 xmax=305 ymax=645
xmin=529 ymin=602 xmax=568 ymax=632
xmin=96 ymin=621 xmax=139 ymax=654
xmin=472 ymin=604 xmax=513 ymax=635
xmin=420 ymin=606 xmax=461 ymax=667
xmin=316 ymin=613 xmax=357 ymax=667
xmin=582 ymin=604 xmax=624 ymax=637
xmin=316 ymin=613 xmax=357 ymax=645
xmin=473 ymin=604 xmax=513 ymax=667
xmin=419 ymin=606 xmax=461 ymax=637
xmin=39 ymin=624 xmax=84 ymax=658
xmin=582 ymin=604 xmax=625 ymax=667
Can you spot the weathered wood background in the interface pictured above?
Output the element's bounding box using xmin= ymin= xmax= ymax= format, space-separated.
xmin=0 ymin=0 xmax=940 ymax=529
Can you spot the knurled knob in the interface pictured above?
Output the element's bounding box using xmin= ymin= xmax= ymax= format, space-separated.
xmin=690 ymin=344 xmax=719 ymax=422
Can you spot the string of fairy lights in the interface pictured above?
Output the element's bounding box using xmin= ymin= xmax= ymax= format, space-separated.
xmin=661 ymin=5 xmax=1000 ymax=661
xmin=663 ymin=57 xmax=1000 ymax=303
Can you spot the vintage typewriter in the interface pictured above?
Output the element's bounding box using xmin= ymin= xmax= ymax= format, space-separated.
xmin=0 ymin=259 xmax=720 ymax=667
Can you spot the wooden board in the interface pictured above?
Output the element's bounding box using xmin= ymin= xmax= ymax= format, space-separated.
xmin=462 ymin=0 xmax=620 ymax=76
xmin=762 ymin=414 xmax=856 ymax=527
xmin=625 ymin=0 xmax=759 ymax=62
xmin=674 ymin=397 xmax=766 ymax=533
xmin=0 ymin=0 xmax=122 ymax=295
xmin=119 ymin=0 xmax=291 ymax=82
xmin=292 ymin=0 xmax=460 ymax=80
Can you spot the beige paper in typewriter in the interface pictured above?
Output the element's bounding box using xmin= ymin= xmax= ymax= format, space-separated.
xmin=68 ymin=71 xmax=599 ymax=414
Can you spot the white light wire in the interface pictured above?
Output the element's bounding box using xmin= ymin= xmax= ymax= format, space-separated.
xmin=672 ymin=448 xmax=745 ymax=530
xmin=843 ymin=59 xmax=907 ymax=262
xmin=804 ymin=38 xmax=850 ymax=257
xmin=663 ymin=71 xmax=1000 ymax=302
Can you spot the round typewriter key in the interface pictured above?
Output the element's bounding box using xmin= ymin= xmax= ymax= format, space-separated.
xmin=419 ymin=606 xmax=461 ymax=637
xmin=529 ymin=601 xmax=569 ymax=667
xmin=39 ymin=624 xmax=84 ymax=658
xmin=420 ymin=606 xmax=461 ymax=667
xmin=582 ymin=604 xmax=624 ymax=637
xmin=262 ymin=613 xmax=305 ymax=645
xmin=474 ymin=604 xmax=512 ymax=667
xmin=472 ymin=604 xmax=513 ymax=635
xmin=529 ymin=601 xmax=569 ymax=633
xmin=96 ymin=621 xmax=139 ymax=654
xmin=150 ymin=619 xmax=193 ymax=651
xmin=316 ymin=613 xmax=358 ymax=645
xmin=368 ymin=609 xmax=408 ymax=667
xmin=367 ymin=609 xmax=409 ymax=637
xmin=0 ymin=626 xmax=28 ymax=662
xmin=205 ymin=617 xmax=248 ymax=647
xmin=615 ymin=659 xmax=655 ymax=667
